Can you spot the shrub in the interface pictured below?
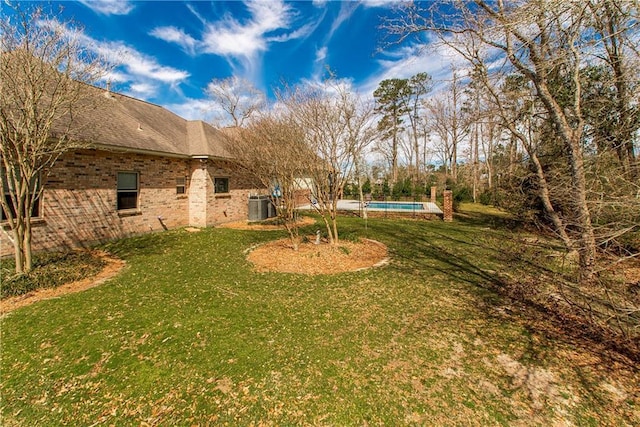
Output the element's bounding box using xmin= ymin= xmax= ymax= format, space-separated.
xmin=362 ymin=178 xmax=372 ymax=195
xmin=1 ymin=251 xmax=105 ymax=299
xmin=479 ymin=189 xmax=494 ymax=206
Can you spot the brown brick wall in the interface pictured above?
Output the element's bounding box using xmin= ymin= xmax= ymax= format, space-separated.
xmin=188 ymin=159 xmax=262 ymax=227
xmin=443 ymin=190 xmax=453 ymax=222
xmin=188 ymin=160 xmax=210 ymax=227
xmin=208 ymin=160 xmax=246 ymax=225
xmin=294 ymin=189 xmax=311 ymax=206
xmin=1 ymin=149 xmax=263 ymax=256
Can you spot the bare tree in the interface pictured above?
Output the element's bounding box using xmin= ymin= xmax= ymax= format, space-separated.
xmin=280 ymin=79 xmax=377 ymax=245
xmin=492 ymin=70 xmax=577 ymax=250
xmin=352 ymin=155 xmax=372 ymax=219
xmin=461 ymin=69 xmax=504 ymax=203
xmin=398 ymin=131 xmax=415 ymax=174
xmin=425 ymin=95 xmax=454 ymax=177
xmin=480 ymin=112 xmax=499 ymax=191
xmin=386 ymin=0 xmax=606 ymax=283
xmin=425 ymin=74 xmax=467 ymax=181
xmin=224 ymin=113 xmax=309 ymax=250
xmin=448 ymin=70 xmax=465 ymax=182
xmin=407 ymin=73 xmax=432 ymax=183
xmin=586 ymin=0 xmax=639 ymax=179
xmin=1 ymin=4 xmax=108 ymax=273
xmin=205 ymin=76 xmax=265 ymax=128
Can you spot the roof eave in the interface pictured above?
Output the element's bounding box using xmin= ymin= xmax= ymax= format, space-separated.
xmin=91 ymin=143 xmax=236 ymax=162
xmin=190 ymin=154 xmax=234 ymax=161
xmin=90 ymin=142 xmax=190 ymax=159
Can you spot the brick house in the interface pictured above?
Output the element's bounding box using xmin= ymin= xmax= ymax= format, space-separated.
xmin=0 ymin=87 xmax=265 ymax=257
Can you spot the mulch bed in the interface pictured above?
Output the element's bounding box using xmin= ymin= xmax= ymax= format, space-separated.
xmin=246 ymin=237 xmax=389 ymax=275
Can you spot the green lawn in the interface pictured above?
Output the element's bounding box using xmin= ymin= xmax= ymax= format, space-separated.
xmin=1 ymin=211 xmax=638 ymax=425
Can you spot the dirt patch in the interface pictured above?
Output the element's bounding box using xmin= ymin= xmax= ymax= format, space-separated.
xmin=1 ymin=251 xmax=125 ymax=315
xmin=496 ymin=353 xmax=566 ymax=409
xmin=247 ymin=237 xmax=389 ymax=275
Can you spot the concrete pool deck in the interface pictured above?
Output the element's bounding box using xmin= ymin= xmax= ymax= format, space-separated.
xmin=299 ymin=199 xmax=444 ymax=215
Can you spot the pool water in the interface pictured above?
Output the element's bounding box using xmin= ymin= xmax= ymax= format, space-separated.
xmin=366 ymin=202 xmax=425 ymax=210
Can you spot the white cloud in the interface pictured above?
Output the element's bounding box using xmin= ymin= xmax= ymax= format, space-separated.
xmin=149 ymin=0 xmax=318 ymax=83
xmin=295 ymin=75 xmax=356 ymax=100
xmin=199 ymin=0 xmax=292 ymax=58
xmin=78 ymin=0 xmax=134 ymax=15
xmin=166 ymin=98 xmax=219 ymax=122
xmin=327 ymin=1 xmax=359 ymax=41
xmin=309 ymin=2 xmax=357 ymax=82
xmin=149 ymin=26 xmax=198 ymax=56
xmin=358 ymin=41 xmax=465 ymax=98
xmin=90 ymin=39 xmax=190 ymax=84
xmin=268 ymin=21 xmax=318 ymax=43
xmin=186 ymin=3 xmax=207 ymax=26
xmin=101 ymin=70 xmax=129 ymax=84
xmin=39 ymin=17 xmax=190 ymax=101
xmin=127 ymin=56 xmax=189 ymax=83
xmin=128 ymin=82 xmax=157 ymax=98
xmin=311 ymin=0 xmax=395 ymax=10
xmin=315 ymin=46 xmax=328 ymax=63
xmin=361 ymin=0 xmax=401 ymax=9
xmin=201 ymin=20 xmax=266 ymax=58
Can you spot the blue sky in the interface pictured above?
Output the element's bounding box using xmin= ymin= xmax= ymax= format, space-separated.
xmin=10 ymin=1 xmax=457 ymax=121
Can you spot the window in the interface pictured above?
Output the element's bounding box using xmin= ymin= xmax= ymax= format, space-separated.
xmin=117 ymin=172 xmax=139 ymax=210
xmin=1 ymin=168 xmax=40 ymax=221
xmin=214 ymin=177 xmax=229 ymax=194
xmin=176 ymin=177 xmax=186 ymax=195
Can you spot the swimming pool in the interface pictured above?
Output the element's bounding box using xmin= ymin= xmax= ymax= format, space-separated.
xmin=299 ymin=200 xmax=443 ymax=214
xmin=366 ymin=201 xmax=425 ymax=211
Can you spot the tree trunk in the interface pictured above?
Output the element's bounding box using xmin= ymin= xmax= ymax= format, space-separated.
xmin=484 ymin=122 xmax=494 ymax=189
xmin=320 ymin=212 xmax=333 ymax=245
xmin=12 ymin=225 xmax=25 ymax=274
xmin=530 ymin=151 xmax=574 ymax=251
xmin=600 ymin=0 xmax=639 ymax=181
xmin=24 ymin=219 xmax=33 ymax=272
xmin=391 ymin=133 xmax=398 ymax=185
xmin=473 ymin=121 xmax=480 ymax=203
xmin=451 ymin=71 xmax=460 ymax=183
xmin=356 ymin=168 xmax=367 ymax=220
xmin=451 ymin=135 xmax=458 ymax=181
xmin=413 ymin=127 xmax=420 ymax=185
xmin=507 ymin=118 xmax=576 ymax=252
xmin=508 ymin=133 xmax=517 ymax=175
xmin=568 ymin=136 xmax=597 ymax=282
xmin=534 ymin=80 xmax=597 ymax=283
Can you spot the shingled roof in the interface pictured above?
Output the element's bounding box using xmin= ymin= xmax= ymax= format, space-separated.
xmin=83 ymin=86 xmax=233 ymax=159
xmin=2 ymin=49 xmax=231 ymax=160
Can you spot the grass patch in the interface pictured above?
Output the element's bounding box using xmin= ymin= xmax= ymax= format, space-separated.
xmin=0 ymin=251 xmax=106 ymax=299
xmin=1 ymin=211 xmax=638 ymax=425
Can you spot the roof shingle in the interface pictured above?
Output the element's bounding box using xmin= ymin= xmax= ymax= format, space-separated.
xmin=82 ymin=86 xmax=232 ymax=159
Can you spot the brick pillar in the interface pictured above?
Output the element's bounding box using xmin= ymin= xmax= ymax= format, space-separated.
xmin=188 ymin=159 xmax=211 ymax=227
xmin=443 ymin=190 xmax=453 ymax=222
xmin=430 ymin=186 xmax=437 ymax=203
